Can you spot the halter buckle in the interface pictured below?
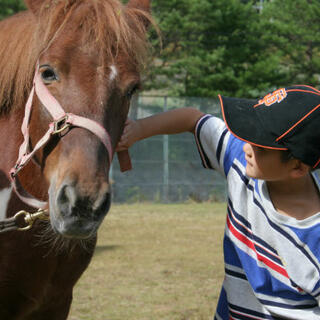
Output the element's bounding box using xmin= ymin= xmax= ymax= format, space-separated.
xmin=53 ymin=115 xmax=70 ymax=135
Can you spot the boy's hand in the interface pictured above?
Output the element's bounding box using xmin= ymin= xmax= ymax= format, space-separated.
xmin=116 ymin=118 xmax=141 ymax=151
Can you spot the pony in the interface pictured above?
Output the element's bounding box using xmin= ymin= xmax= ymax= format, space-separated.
xmin=0 ymin=0 xmax=151 ymax=319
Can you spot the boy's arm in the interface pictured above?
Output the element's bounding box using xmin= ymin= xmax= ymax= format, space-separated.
xmin=116 ymin=107 xmax=204 ymax=151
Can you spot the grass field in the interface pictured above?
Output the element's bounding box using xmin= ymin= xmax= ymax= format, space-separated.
xmin=68 ymin=202 xmax=226 ymax=320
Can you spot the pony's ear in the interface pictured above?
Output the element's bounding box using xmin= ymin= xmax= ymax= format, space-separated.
xmin=126 ymin=0 xmax=150 ymax=13
xmin=25 ymin=0 xmax=43 ymax=16
xmin=126 ymin=0 xmax=151 ymax=29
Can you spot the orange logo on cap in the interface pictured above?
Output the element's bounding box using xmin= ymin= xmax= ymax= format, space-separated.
xmin=255 ymin=88 xmax=287 ymax=108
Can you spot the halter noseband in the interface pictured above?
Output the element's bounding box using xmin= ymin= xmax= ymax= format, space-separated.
xmin=10 ymin=64 xmax=131 ymax=209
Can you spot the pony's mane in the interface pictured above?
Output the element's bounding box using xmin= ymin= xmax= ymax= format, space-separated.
xmin=0 ymin=0 xmax=152 ymax=114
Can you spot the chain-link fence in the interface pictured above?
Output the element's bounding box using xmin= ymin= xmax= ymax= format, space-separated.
xmin=110 ymin=95 xmax=227 ymax=203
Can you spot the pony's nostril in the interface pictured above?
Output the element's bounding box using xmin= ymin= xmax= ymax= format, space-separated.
xmin=93 ymin=192 xmax=111 ymax=221
xmin=56 ymin=184 xmax=77 ymax=217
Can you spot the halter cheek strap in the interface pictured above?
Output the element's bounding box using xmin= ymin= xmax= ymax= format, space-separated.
xmin=10 ymin=66 xmax=131 ymax=209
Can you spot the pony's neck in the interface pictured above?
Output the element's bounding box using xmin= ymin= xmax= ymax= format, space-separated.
xmin=0 ymin=111 xmax=24 ymax=175
xmin=0 ymin=109 xmax=48 ymax=217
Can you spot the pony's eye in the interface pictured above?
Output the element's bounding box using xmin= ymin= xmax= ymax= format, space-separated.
xmin=126 ymin=84 xmax=140 ymax=99
xmin=40 ymin=67 xmax=58 ymax=84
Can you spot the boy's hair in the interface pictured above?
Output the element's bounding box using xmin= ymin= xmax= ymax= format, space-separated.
xmin=280 ymin=150 xmax=317 ymax=172
xmin=280 ymin=150 xmax=294 ymax=163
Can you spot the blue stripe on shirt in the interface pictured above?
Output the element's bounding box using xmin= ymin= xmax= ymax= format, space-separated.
xmin=223 ymin=133 xmax=246 ymax=176
xmin=234 ymin=245 xmax=316 ymax=302
xmin=224 ymin=235 xmax=243 ymax=269
xmin=286 ymin=224 xmax=320 ymax=293
xmin=215 ymin=287 xmax=229 ymax=320
xmin=258 ymin=298 xmax=317 ymax=310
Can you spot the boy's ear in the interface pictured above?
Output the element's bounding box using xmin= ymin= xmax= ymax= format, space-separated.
xmin=290 ymin=160 xmax=310 ymax=178
xmin=25 ymin=0 xmax=43 ymax=16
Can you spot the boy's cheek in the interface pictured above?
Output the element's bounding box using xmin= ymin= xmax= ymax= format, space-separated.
xmin=245 ymin=165 xmax=254 ymax=177
xmin=245 ymin=165 xmax=261 ymax=179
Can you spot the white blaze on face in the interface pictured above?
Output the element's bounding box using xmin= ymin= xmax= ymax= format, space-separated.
xmin=0 ymin=187 xmax=12 ymax=220
xmin=109 ymin=65 xmax=118 ymax=82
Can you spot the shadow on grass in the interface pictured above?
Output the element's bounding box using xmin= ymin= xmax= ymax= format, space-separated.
xmin=94 ymin=245 xmax=121 ymax=256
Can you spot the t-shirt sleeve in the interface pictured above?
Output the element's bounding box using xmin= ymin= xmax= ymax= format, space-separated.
xmin=194 ymin=114 xmax=246 ymax=177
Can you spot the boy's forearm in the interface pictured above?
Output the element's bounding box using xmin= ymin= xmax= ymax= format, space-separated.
xmin=116 ymin=108 xmax=205 ymax=151
xmin=136 ymin=107 xmax=204 ymax=141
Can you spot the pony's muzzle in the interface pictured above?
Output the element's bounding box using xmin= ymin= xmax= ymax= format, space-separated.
xmin=50 ymin=180 xmax=111 ymax=239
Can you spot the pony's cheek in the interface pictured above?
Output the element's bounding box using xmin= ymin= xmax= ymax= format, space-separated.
xmin=42 ymin=146 xmax=62 ymax=185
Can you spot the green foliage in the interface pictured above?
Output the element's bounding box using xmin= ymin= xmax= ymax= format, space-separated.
xmin=261 ymin=0 xmax=320 ymax=88
xmin=0 ymin=0 xmax=25 ymax=20
xmin=146 ymin=0 xmax=265 ymax=97
xmin=147 ymin=0 xmax=320 ymax=98
xmin=2 ymin=0 xmax=320 ymax=98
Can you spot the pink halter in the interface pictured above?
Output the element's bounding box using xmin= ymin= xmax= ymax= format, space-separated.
xmin=10 ymin=65 xmax=131 ymax=209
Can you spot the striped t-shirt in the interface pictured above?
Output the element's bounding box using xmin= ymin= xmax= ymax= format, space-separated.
xmin=195 ymin=114 xmax=320 ymax=320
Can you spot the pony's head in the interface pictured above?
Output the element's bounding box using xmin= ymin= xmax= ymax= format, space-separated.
xmin=11 ymin=0 xmax=152 ymax=239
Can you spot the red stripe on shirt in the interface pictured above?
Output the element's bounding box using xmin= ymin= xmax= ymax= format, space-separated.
xmin=227 ymin=215 xmax=289 ymax=279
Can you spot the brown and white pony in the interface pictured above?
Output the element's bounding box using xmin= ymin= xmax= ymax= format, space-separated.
xmin=0 ymin=0 xmax=151 ymax=319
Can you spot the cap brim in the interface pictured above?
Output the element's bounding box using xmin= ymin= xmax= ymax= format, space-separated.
xmin=219 ymin=95 xmax=287 ymax=150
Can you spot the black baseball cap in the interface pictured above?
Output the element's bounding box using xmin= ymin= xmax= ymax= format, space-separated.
xmin=219 ymin=85 xmax=320 ymax=169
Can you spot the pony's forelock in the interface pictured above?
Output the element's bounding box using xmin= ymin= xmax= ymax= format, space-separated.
xmin=37 ymin=0 xmax=153 ymax=69
xmin=0 ymin=0 xmax=153 ymax=114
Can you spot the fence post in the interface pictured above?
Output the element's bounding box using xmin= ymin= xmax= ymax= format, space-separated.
xmin=163 ymin=96 xmax=169 ymax=203
xmin=110 ymin=162 xmax=113 ymax=183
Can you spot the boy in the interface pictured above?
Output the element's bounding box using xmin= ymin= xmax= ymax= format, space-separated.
xmin=116 ymin=85 xmax=320 ymax=319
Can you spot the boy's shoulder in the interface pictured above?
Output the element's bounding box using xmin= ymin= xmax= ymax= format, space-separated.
xmin=195 ymin=114 xmax=246 ymax=176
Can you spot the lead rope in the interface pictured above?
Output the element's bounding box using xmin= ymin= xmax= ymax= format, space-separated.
xmin=0 ymin=209 xmax=49 ymax=233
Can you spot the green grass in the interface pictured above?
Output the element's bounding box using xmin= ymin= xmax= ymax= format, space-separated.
xmin=68 ymin=202 xmax=226 ymax=320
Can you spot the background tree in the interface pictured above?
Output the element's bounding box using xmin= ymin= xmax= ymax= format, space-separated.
xmin=146 ymin=0 xmax=320 ymax=98
xmin=261 ymin=0 xmax=320 ymax=88
xmin=145 ymin=0 xmax=283 ymax=98
xmin=1 ymin=0 xmax=320 ymax=98
xmin=0 ymin=0 xmax=25 ymax=20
